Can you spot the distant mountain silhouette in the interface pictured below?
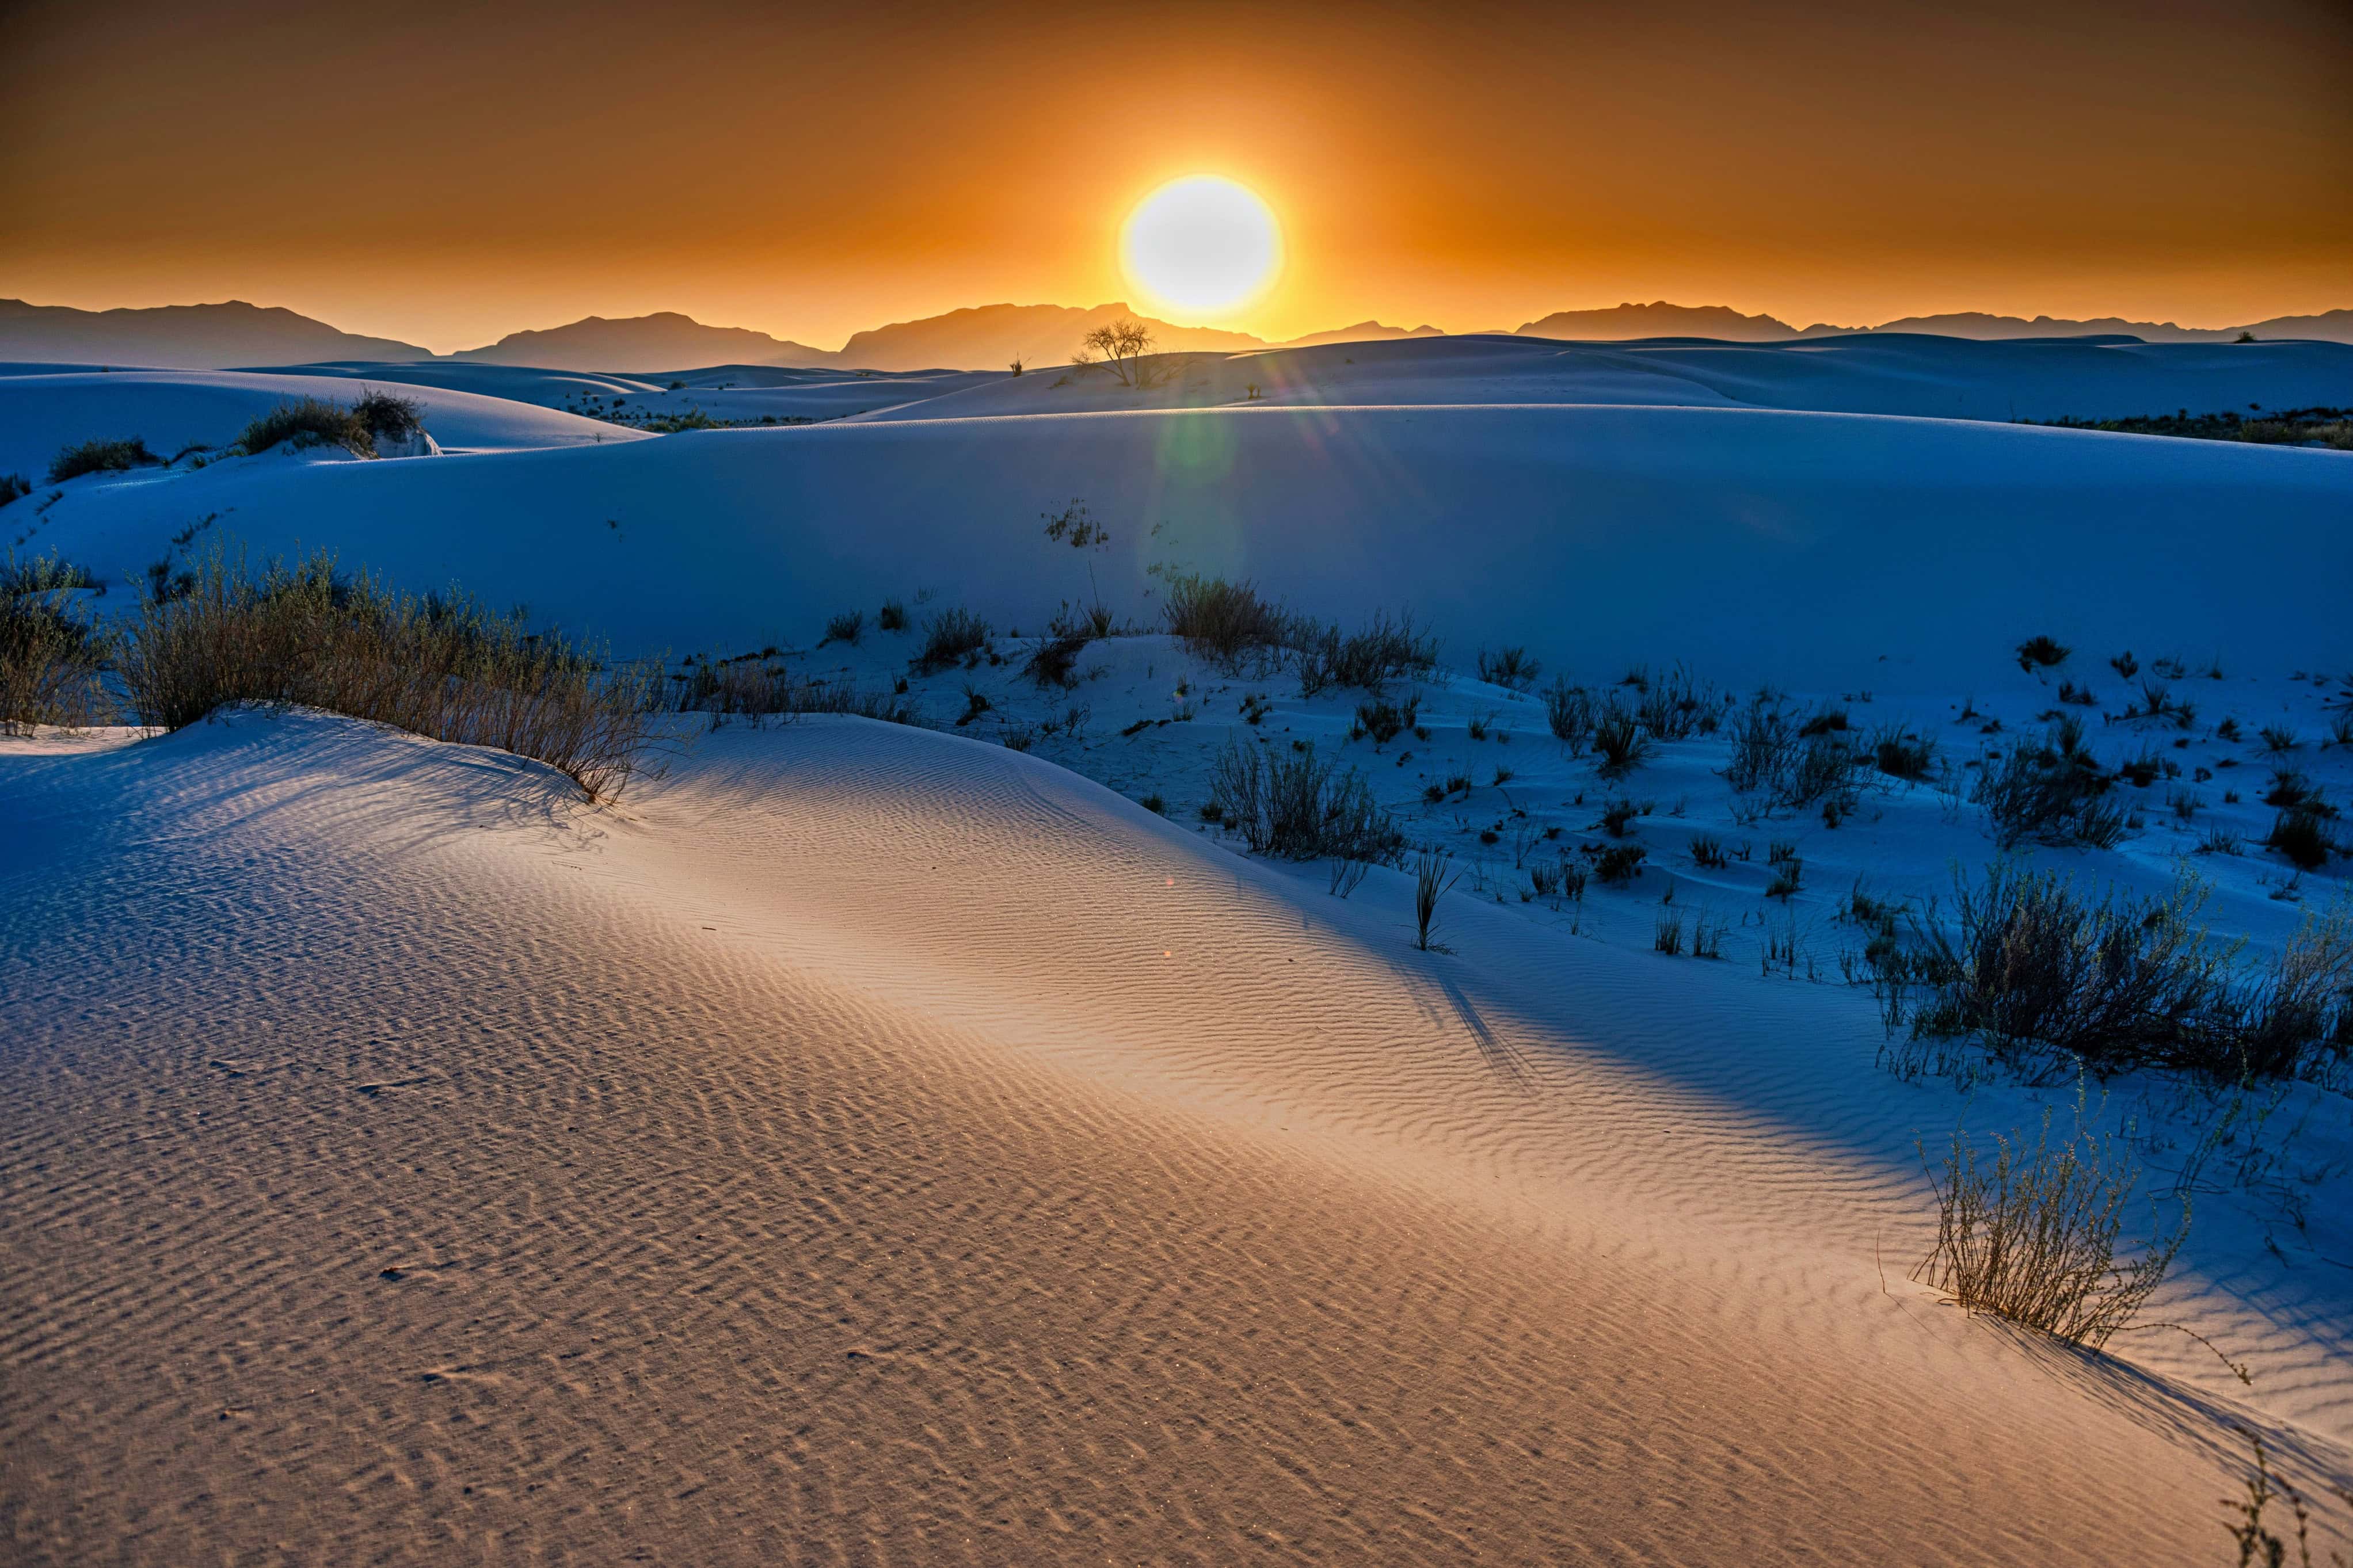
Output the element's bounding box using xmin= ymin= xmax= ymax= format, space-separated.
xmin=0 ymin=298 xmax=433 ymax=368
xmin=1514 ymin=300 xmax=2353 ymax=346
xmin=1516 ymin=302 xmax=1831 ymax=342
xmin=1277 ymin=321 xmax=1445 ymax=349
xmin=455 ymin=311 xmax=831 ymax=371
xmin=831 ymin=303 xmax=1264 ymax=373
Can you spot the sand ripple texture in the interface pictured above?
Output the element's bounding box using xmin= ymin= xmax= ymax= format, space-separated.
xmin=4 ymin=711 xmax=2346 ymax=1565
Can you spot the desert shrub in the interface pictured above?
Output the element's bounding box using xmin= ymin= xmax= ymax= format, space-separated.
xmin=1654 ymin=910 xmax=1684 ymax=955
xmin=912 ymin=607 xmax=992 ymax=673
xmin=673 ymin=656 xmax=922 ymax=725
xmin=0 ymin=473 xmax=29 ymax=508
xmin=120 ymin=544 xmax=661 ymax=800
xmin=1973 ymin=727 xmax=2127 ymax=849
xmin=1723 ymin=699 xmax=1861 ymax=817
xmin=1049 ymin=599 xmax=1118 ymax=638
xmin=1294 ymin=607 xmax=1438 ymax=696
xmin=1476 ymin=644 xmax=1541 ymax=690
xmin=2260 ymin=724 xmax=2300 ymax=753
xmin=1 ymin=554 xmax=113 ymax=731
xmin=2057 ymin=679 xmax=2097 ymax=705
xmin=2015 ymin=634 xmax=2070 ymax=672
xmin=1023 ymin=633 xmax=1090 ymax=689
xmin=1593 ymin=842 xmax=1647 ymax=883
xmin=1541 ymin=677 xmax=1595 ymax=751
xmin=1916 ymin=1090 xmax=2184 ymax=1349
xmin=1208 ymin=740 xmax=1400 ymax=863
xmin=1354 ymin=694 xmax=1417 ymax=745
xmin=1871 ymin=723 xmax=1939 ymax=781
xmin=351 ymin=388 xmax=425 ymax=444
xmin=1162 ymin=574 xmax=1289 ymax=667
xmin=1882 ymin=864 xmax=2352 ymax=1082
xmin=1635 ymin=662 xmax=1715 ymax=739
xmin=2266 ymin=808 xmax=2337 ymax=871
xmin=821 ymin=608 xmax=866 ymax=646
xmin=1591 ymin=699 xmax=1648 ymax=777
xmin=878 ymin=598 xmax=908 ymax=631
xmin=2264 ymin=768 xmax=2314 ymax=809
xmin=48 ymin=436 xmax=159 ymax=483
xmin=1689 ymin=834 xmax=1726 ymax=868
xmin=236 ymin=396 xmax=377 ymax=457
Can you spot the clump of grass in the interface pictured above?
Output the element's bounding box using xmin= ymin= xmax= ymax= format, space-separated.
xmin=1354 ymin=693 xmax=1417 ymax=746
xmin=2 ymin=553 xmax=113 ymax=732
xmin=912 ymin=607 xmax=991 ymax=674
xmin=1593 ymin=842 xmax=1646 ymax=884
xmin=1871 ymin=723 xmax=1939 ymax=781
xmin=671 ymin=655 xmax=921 ymax=726
xmin=2266 ymin=808 xmax=2337 ymax=872
xmin=120 ymin=544 xmax=661 ymax=800
xmin=1294 ymin=607 xmax=1438 ymax=696
xmin=350 ymin=387 xmax=425 ymax=444
xmin=1476 ymin=644 xmax=1541 ymax=690
xmin=1635 ymin=663 xmax=1716 ymax=739
xmin=1023 ymin=633 xmax=1090 ymax=689
xmin=0 ymin=473 xmax=29 ymax=508
xmin=1916 ymin=1087 xmax=2184 ymax=1349
xmin=821 ymin=608 xmax=866 ymax=647
xmin=1541 ymin=676 xmax=1595 ymax=752
xmin=2015 ymin=634 xmax=2071 ymax=672
xmin=235 ymin=396 xmax=379 ymax=458
xmin=1412 ymin=848 xmax=1460 ymax=951
xmin=1162 ymin=574 xmax=1289 ymax=667
xmin=48 ymin=436 xmax=159 ymax=483
xmin=1689 ymin=834 xmax=1726 ymax=868
xmin=2260 ymin=724 xmax=2301 ymax=753
xmin=1208 ymin=739 xmax=1400 ymax=863
xmin=1591 ymin=699 xmax=1648 ymax=777
xmin=877 ymin=598 xmax=908 ymax=632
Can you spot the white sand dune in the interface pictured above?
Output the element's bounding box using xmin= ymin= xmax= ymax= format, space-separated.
xmin=5 ymin=709 xmax=2343 ymax=1564
xmin=24 ymin=402 xmax=2352 ymax=689
xmin=0 ymin=368 xmax=652 ymax=481
xmin=254 ymin=359 xmax=1004 ymax=427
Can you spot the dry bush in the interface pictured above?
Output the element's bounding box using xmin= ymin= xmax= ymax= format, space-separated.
xmin=1294 ymin=608 xmax=1438 ymax=696
xmin=236 ymin=396 xmax=379 ymax=457
xmin=1973 ymin=722 xmax=2129 ymax=849
xmin=1591 ymin=698 xmax=1649 ymax=777
xmin=1541 ymin=676 xmax=1596 ymax=752
xmin=1162 ymin=574 xmax=1289 ymax=667
xmin=2015 ymin=634 xmax=2071 ymax=672
xmin=821 ymin=608 xmax=865 ymax=647
xmin=351 ymin=387 xmax=425 ymax=444
xmin=0 ymin=472 xmax=31 ymax=508
xmin=1875 ymin=865 xmax=2353 ymax=1084
xmin=120 ymin=545 xmax=661 ymax=800
xmin=1917 ymin=1089 xmax=2184 ymax=1349
xmin=1476 ymin=644 xmax=1541 ymax=690
xmin=2267 ymin=808 xmax=2339 ymax=872
xmin=1208 ymin=739 xmax=1400 ymax=863
xmin=671 ymin=655 xmax=921 ymax=726
xmin=1871 ymin=723 xmax=1939 ymax=781
xmin=1023 ymin=633 xmax=1090 ymax=689
xmin=1635 ymin=662 xmax=1715 ymax=739
xmin=912 ymin=607 xmax=991 ymax=673
xmin=48 ymin=436 xmax=159 ymax=483
xmin=2 ymin=554 xmax=113 ymax=731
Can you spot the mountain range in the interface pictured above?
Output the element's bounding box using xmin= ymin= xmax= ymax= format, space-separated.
xmin=6 ymin=296 xmax=2348 ymax=373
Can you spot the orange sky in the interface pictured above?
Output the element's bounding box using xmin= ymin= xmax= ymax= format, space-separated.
xmin=3 ymin=0 xmax=2347 ymax=352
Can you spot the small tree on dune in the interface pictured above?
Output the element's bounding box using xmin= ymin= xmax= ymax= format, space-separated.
xmin=1072 ymin=316 xmax=1164 ymax=388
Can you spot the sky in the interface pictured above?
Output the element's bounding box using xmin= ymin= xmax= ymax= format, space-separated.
xmin=3 ymin=0 xmax=2348 ymax=353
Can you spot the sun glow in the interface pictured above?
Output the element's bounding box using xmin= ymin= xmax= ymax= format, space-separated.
xmin=1119 ymin=177 xmax=1282 ymax=319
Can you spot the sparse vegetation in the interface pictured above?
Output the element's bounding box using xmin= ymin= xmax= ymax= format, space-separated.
xmin=2 ymin=553 xmax=113 ymax=731
xmin=1023 ymin=633 xmax=1090 ymax=689
xmin=1541 ymin=677 xmax=1595 ymax=752
xmin=1476 ymin=644 xmax=1541 ymax=690
xmin=1413 ymin=848 xmax=1460 ymax=951
xmin=1973 ymin=721 xmax=2128 ymax=849
xmin=120 ymin=545 xmax=661 ymax=800
xmin=48 ymin=436 xmax=159 ymax=483
xmin=1294 ymin=608 xmax=1438 ymax=696
xmin=878 ymin=598 xmax=907 ymax=632
xmin=1208 ymin=739 xmax=1401 ymax=863
xmin=1162 ymin=574 xmax=1289 ymax=667
xmin=912 ymin=607 xmax=992 ymax=673
xmin=2015 ymin=634 xmax=2071 ymax=672
xmin=672 ymin=654 xmax=922 ymax=725
xmin=0 ymin=473 xmax=29 ymax=509
xmin=821 ymin=608 xmax=866 ymax=646
xmin=1591 ymin=700 xmax=1649 ymax=778
xmin=1916 ymin=1089 xmax=2184 ymax=1349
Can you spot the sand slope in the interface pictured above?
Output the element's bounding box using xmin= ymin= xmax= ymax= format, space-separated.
xmin=4 ymin=711 xmax=2344 ymax=1563
xmin=24 ymin=403 xmax=2352 ymax=689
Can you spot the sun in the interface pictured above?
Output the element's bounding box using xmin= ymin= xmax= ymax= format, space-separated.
xmin=1120 ymin=176 xmax=1282 ymax=318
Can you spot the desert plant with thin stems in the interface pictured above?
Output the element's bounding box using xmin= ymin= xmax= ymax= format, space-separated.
xmin=1412 ymin=848 xmax=1460 ymax=952
xmin=912 ymin=607 xmax=991 ymax=673
xmin=48 ymin=436 xmax=159 ymax=483
xmin=1209 ymin=739 xmax=1400 ymax=863
xmin=877 ymin=598 xmax=908 ymax=632
xmin=1161 ymin=574 xmax=1290 ymax=668
xmin=1591 ymin=699 xmax=1648 ymax=777
xmin=821 ymin=608 xmax=865 ymax=646
xmin=121 ymin=543 xmax=661 ymax=800
xmin=1294 ymin=607 xmax=1439 ymax=696
xmin=1 ymin=552 xmax=113 ymax=732
xmin=1916 ymin=1085 xmax=2186 ymax=1350
xmin=1541 ymin=676 xmax=1595 ymax=752
xmin=1476 ymin=644 xmax=1541 ymax=690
